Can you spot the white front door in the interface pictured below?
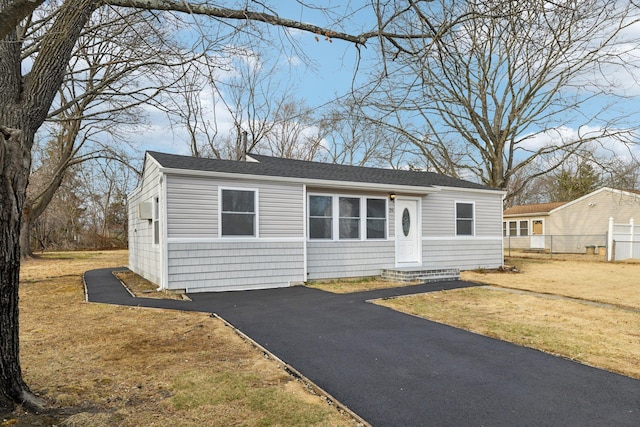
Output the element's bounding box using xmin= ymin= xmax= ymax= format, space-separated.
xmin=395 ymin=199 xmax=421 ymax=265
xmin=530 ymin=219 xmax=545 ymax=249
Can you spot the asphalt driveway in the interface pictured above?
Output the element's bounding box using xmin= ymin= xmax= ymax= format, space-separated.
xmin=85 ymin=268 xmax=640 ymax=426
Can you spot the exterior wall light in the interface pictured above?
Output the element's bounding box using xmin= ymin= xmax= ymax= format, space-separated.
xmin=389 ymin=192 xmax=396 ymax=201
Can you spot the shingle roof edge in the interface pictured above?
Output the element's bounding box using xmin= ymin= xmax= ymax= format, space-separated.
xmin=146 ymin=151 xmax=499 ymax=192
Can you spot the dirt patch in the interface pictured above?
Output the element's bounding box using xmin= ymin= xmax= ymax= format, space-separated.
xmin=307 ymin=276 xmax=418 ymax=294
xmin=113 ymin=270 xmax=186 ymax=300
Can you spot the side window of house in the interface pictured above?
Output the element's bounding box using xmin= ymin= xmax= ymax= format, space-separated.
xmin=339 ymin=197 xmax=360 ymax=239
xmin=153 ymin=196 xmax=160 ymax=245
xmin=509 ymin=221 xmax=517 ymax=236
xmin=309 ymin=195 xmax=333 ymax=239
xmin=503 ymin=221 xmax=507 ymax=237
xmin=455 ymin=202 xmax=474 ymax=236
xmin=519 ymin=220 xmax=529 ymax=236
xmin=366 ymin=198 xmax=386 ymax=239
xmin=221 ymin=189 xmax=256 ymax=236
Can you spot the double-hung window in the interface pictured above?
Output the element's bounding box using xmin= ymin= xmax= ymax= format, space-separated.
xmin=366 ymin=198 xmax=386 ymax=239
xmin=339 ymin=197 xmax=360 ymax=239
xmin=153 ymin=196 xmax=160 ymax=245
xmin=519 ymin=220 xmax=529 ymax=236
xmin=221 ymin=188 xmax=257 ymax=236
xmin=455 ymin=202 xmax=474 ymax=236
xmin=309 ymin=195 xmax=333 ymax=239
xmin=509 ymin=221 xmax=517 ymax=236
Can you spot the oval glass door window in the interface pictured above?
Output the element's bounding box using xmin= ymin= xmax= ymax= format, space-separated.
xmin=402 ymin=208 xmax=410 ymax=236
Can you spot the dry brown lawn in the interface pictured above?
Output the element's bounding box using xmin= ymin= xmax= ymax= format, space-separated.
xmin=464 ymin=255 xmax=640 ymax=309
xmin=376 ymin=256 xmax=640 ymax=380
xmin=306 ymin=276 xmax=415 ymax=294
xmin=11 ymin=250 xmax=356 ymax=426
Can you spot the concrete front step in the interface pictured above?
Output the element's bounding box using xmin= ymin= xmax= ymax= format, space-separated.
xmin=381 ymin=267 xmax=460 ymax=283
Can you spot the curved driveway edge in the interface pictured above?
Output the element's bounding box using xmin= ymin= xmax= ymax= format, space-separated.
xmin=84 ymin=268 xmax=640 ymax=426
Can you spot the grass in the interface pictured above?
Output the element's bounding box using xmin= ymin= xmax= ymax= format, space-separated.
xmin=464 ymin=255 xmax=640 ymax=309
xmin=9 ymin=250 xmax=356 ymax=426
xmin=375 ymin=255 xmax=640 ymax=380
xmin=113 ymin=270 xmax=186 ymax=300
xmin=306 ymin=276 xmax=417 ymax=294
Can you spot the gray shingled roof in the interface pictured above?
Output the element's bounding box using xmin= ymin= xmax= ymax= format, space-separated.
xmin=147 ymin=151 xmax=496 ymax=191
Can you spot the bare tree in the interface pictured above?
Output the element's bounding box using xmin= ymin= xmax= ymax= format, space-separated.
xmin=363 ymin=0 xmax=640 ymax=202
xmin=0 ymin=0 xmax=388 ymax=411
xmin=260 ymin=98 xmax=324 ymax=161
xmin=317 ymin=99 xmax=414 ymax=167
xmin=18 ymin=5 xmax=185 ymax=258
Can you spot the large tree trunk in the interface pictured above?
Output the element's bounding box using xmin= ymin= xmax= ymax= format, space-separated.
xmin=0 ymin=126 xmax=43 ymax=411
xmin=20 ymin=200 xmax=33 ymax=259
xmin=0 ymin=0 xmax=97 ymax=410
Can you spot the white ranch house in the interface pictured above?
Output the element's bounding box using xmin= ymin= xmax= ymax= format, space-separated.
xmin=128 ymin=152 xmax=505 ymax=292
xmin=503 ymin=187 xmax=640 ymax=254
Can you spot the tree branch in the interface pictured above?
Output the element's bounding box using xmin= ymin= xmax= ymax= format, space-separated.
xmin=0 ymin=0 xmax=45 ymax=40
xmin=105 ymin=0 xmax=371 ymax=45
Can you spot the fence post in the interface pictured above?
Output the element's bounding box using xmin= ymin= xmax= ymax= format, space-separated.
xmin=630 ymin=218 xmax=635 ymax=260
xmin=607 ymin=217 xmax=614 ymax=261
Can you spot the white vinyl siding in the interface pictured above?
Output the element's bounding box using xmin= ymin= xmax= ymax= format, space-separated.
xmin=127 ymin=157 xmax=162 ymax=285
xmin=423 ymin=190 xmax=502 ymax=238
xmin=167 ymin=241 xmax=304 ymax=292
xmin=307 ymin=240 xmax=395 ymax=280
xmin=166 ymin=175 xmax=217 ymax=238
xmin=422 ymin=238 xmax=503 ymax=270
xmin=165 ymin=175 xmax=303 ymax=239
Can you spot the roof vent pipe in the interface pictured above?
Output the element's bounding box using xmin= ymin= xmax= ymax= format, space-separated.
xmin=242 ymin=130 xmax=248 ymax=161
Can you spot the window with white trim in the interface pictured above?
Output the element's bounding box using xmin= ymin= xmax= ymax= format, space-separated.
xmin=309 ymin=195 xmax=333 ymax=239
xmin=308 ymin=194 xmax=387 ymax=240
xmin=221 ymin=189 xmax=256 ymax=236
xmin=519 ymin=220 xmax=529 ymax=236
xmin=509 ymin=221 xmax=517 ymax=236
xmin=153 ymin=196 xmax=160 ymax=245
xmin=366 ymin=198 xmax=387 ymax=239
xmin=455 ymin=202 xmax=474 ymax=236
xmin=339 ymin=197 xmax=360 ymax=239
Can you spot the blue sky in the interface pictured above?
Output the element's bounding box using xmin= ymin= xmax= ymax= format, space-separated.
xmin=136 ymin=2 xmax=375 ymax=155
xmin=134 ymin=2 xmax=640 ymax=170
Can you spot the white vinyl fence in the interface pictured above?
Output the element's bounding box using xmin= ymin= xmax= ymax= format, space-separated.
xmin=607 ymin=218 xmax=640 ymax=261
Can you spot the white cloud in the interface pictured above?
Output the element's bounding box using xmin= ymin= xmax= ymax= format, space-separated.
xmin=517 ymin=125 xmax=640 ymax=162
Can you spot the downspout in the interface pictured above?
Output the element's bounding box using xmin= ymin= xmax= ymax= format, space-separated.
xmin=302 ymin=184 xmax=308 ymax=282
xmin=501 ymin=193 xmax=506 ymax=266
xmin=160 ymin=172 xmax=169 ymax=291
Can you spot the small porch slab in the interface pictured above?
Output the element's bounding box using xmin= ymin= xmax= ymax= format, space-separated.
xmin=381 ymin=267 xmax=460 ymax=283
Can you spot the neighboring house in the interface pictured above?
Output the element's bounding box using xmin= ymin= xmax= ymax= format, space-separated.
xmin=128 ymin=151 xmax=505 ymax=293
xmin=503 ymin=187 xmax=640 ymax=253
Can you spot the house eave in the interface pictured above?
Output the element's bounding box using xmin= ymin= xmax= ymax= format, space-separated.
xmin=432 ymin=185 xmax=505 ymax=196
xmin=503 ymin=212 xmax=552 ymax=218
xmin=158 ymin=166 xmax=441 ymax=194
